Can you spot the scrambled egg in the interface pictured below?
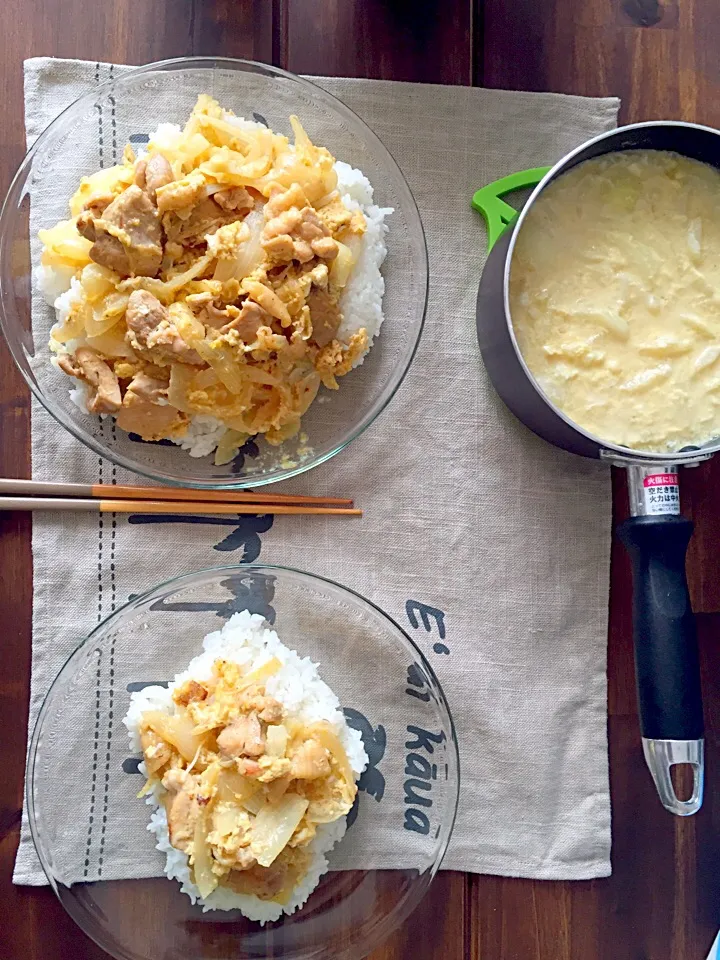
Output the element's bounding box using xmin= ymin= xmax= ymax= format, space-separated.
xmin=139 ymin=658 xmax=357 ymax=904
xmin=511 ymin=150 xmax=720 ymax=453
xmin=42 ymin=95 xmax=368 ymax=460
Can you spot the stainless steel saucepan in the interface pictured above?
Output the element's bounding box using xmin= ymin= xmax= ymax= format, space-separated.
xmin=474 ymin=121 xmax=720 ymax=816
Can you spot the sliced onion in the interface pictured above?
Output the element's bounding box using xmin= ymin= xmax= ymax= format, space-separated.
xmin=86 ymin=323 xmax=135 ymax=358
xmin=241 ymin=278 xmax=291 ymax=325
xmin=216 ymin=768 xmax=257 ymax=805
xmin=119 ymin=255 xmax=212 ymax=304
xmin=39 ymin=219 xmax=93 ymax=266
xmin=52 ymin=302 xmax=88 ymax=344
xmin=85 ymin=291 xmax=129 ymax=338
xmin=249 ymin=793 xmax=309 ymax=868
xmin=230 ymin=209 xmax=264 ymax=281
xmin=192 ymin=810 xmax=218 ymax=898
xmin=167 ymin=363 xmax=199 ymax=414
xmin=240 ymin=791 xmax=265 ymax=816
xmin=306 ymin=722 xmax=353 ymax=785
xmin=141 ymin=710 xmax=205 ymax=762
xmin=266 ymin=725 xmax=289 ymax=758
xmin=214 ymin=428 xmax=248 ymax=466
xmin=169 ymin=301 xmax=206 ymax=347
xmin=329 ymin=241 xmax=355 ymax=290
xmin=80 ymin=262 xmax=118 ymax=302
xmin=194 ymin=338 xmax=247 ymax=395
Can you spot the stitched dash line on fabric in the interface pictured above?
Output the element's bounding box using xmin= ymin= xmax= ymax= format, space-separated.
xmin=86 ymin=60 xmax=106 ymax=879
xmin=98 ymin=64 xmax=118 ymax=877
xmin=83 ymin=650 xmax=103 ymax=877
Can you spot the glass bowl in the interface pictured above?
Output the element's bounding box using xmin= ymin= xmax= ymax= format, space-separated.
xmin=28 ymin=564 xmax=459 ymax=960
xmin=0 ymin=57 xmax=427 ymax=487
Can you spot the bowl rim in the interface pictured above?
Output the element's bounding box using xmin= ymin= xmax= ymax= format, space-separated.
xmin=0 ymin=56 xmax=429 ymax=489
xmin=26 ymin=562 xmax=460 ymax=949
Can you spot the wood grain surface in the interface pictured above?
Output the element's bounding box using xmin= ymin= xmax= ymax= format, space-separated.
xmin=1 ymin=1 xmax=719 ymax=958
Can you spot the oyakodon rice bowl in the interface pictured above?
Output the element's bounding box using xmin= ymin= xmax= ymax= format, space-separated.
xmin=123 ymin=611 xmax=368 ymax=923
xmin=40 ymin=95 xmax=392 ymax=464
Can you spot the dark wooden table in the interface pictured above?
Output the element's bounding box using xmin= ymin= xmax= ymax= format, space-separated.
xmin=2 ymin=1 xmax=720 ymax=958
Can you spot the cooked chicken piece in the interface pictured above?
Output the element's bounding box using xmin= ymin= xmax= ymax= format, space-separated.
xmin=57 ymin=347 xmax=122 ymax=413
xmin=311 ymin=236 xmax=339 ymax=260
xmin=196 ymin=301 xmax=240 ymax=330
xmin=163 ymin=197 xmax=238 ymax=245
xmin=184 ymin=290 xmax=235 ymax=329
xmin=262 ymin=206 xmax=338 ymax=263
xmin=173 ymin=679 xmax=208 ymax=708
xmin=296 ymin=207 xmax=325 ymax=242
xmin=122 ymin=370 xmax=168 ymax=401
xmin=265 ymin=183 xmax=309 ymax=220
xmin=136 ymin=153 xmax=174 ymax=201
xmin=264 ymin=209 xmax=303 ymax=239
xmin=134 ymin=158 xmax=147 ymax=189
xmin=262 ymin=234 xmax=296 ymax=260
xmin=76 ymin=212 xmax=98 ymax=242
xmin=77 ymin=185 xmax=163 ymax=277
xmin=217 ymin=713 xmax=265 ymax=759
xmin=81 ymin=192 xmax=115 ymax=218
xmin=147 ymin=321 xmax=205 ymax=365
xmin=307 ymin=287 xmax=342 ymax=347
xmin=140 ymin=726 xmax=172 ymax=775
xmin=289 ymin=738 xmax=331 ymax=781
xmin=237 ymin=758 xmax=261 ymax=778
xmin=237 ymin=689 xmax=283 ymax=724
xmin=288 ymin=236 xmax=315 ymax=263
xmin=126 ymin=289 xmax=168 ymax=341
xmin=126 ymin=290 xmax=204 ymax=366
xmin=213 ymin=186 xmax=253 ymax=212
xmin=221 ymin=300 xmax=269 ymax=341
xmin=102 ymin=185 xmax=162 ymax=276
xmin=89 ymin=233 xmax=132 ymax=275
xmin=115 ymin=370 xmax=187 ymax=440
xmin=166 ymin=774 xmax=201 ymax=853
xmin=144 ymin=153 xmax=174 ymax=200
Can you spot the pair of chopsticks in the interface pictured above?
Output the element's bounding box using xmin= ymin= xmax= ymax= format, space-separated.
xmin=0 ymin=479 xmax=361 ymax=517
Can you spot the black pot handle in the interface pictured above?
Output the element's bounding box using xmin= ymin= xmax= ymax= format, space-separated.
xmin=618 ymin=512 xmax=704 ymax=815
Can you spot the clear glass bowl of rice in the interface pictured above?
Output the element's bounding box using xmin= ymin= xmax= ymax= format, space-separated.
xmin=0 ymin=58 xmax=427 ymax=487
xmin=27 ymin=565 xmax=459 ymax=960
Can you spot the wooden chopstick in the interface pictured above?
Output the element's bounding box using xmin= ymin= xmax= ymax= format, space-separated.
xmin=0 ymin=497 xmax=361 ymax=517
xmin=0 ymin=479 xmax=353 ymax=507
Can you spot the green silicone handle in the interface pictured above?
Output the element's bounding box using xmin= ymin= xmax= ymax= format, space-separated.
xmin=471 ymin=166 xmax=552 ymax=253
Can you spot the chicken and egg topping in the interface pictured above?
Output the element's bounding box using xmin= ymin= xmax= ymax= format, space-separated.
xmin=510 ymin=150 xmax=720 ymax=452
xmin=42 ymin=95 xmax=369 ymax=461
xmin=139 ymin=657 xmax=357 ymax=904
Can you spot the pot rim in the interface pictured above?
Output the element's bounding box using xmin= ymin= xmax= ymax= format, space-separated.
xmin=501 ymin=119 xmax=720 ymax=464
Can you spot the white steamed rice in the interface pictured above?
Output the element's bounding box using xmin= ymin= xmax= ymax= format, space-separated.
xmin=45 ymin=121 xmax=393 ymax=459
xmin=123 ymin=609 xmax=368 ymax=923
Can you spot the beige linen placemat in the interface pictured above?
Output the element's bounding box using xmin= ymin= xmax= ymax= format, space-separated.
xmin=15 ymin=57 xmax=619 ymax=885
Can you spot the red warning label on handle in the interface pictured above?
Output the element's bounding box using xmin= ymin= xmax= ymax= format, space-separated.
xmin=643 ymin=474 xmax=678 ymax=488
xmin=642 ymin=473 xmax=680 ymax=514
